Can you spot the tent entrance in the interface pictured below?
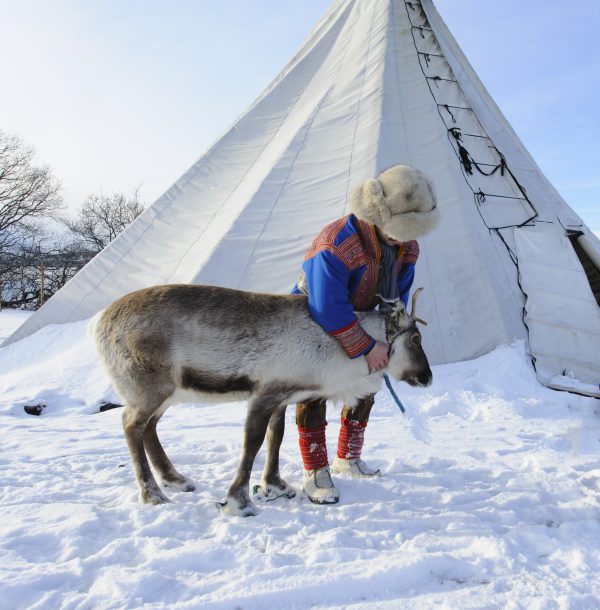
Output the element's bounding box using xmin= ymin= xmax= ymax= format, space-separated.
xmin=514 ymin=224 xmax=600 ymax=398
xmin=568 ymin=231 xmax=600 ymax=307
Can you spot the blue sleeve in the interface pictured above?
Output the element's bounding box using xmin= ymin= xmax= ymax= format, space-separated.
xmin=397 ymin=263 xmax=415 ymax=306
xmin=303 ymin=250 xmax=356 ymax=332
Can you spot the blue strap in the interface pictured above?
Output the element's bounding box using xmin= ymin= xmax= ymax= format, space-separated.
xmin=383 ymin=374 xmax=406 ymax=414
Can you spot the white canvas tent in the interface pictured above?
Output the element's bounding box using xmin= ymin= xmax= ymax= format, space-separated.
xmin=4 ymin=0 xmax=599 ymax=397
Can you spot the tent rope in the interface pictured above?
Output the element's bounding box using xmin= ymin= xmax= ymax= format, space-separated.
xmin=403 ymin=0 xmax=541 ymax=377
xmin=442 ymin=104 xmax=457 ymax=123
xmin=405 ymin=1 xmax=539 ymax=233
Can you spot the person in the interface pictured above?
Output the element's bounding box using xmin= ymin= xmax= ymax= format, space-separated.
xmin=291 ymin=164 xmax=440 ymax=504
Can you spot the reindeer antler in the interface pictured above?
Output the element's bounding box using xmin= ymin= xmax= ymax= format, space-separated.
xmin=410 ymin=287 xmax=428 ymax=326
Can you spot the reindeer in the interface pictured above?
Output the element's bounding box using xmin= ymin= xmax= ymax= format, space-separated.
xmin=93 ymin=284 xmax=431 ymax=516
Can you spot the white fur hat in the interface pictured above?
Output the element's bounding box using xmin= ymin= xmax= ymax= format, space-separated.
xmin=350 ymin=165 xmax=440 ymax=242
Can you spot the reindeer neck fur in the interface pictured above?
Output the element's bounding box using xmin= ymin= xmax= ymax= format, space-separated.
xmin=327 ymin=307 xmax=420 ymax=407
xmin=355 ymin=311 xmax=388 ymax=343
xmin=322 ymin=312 xmax=388 ymax=407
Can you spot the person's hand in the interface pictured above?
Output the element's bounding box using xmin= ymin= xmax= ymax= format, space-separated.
xmin=364 ymin=341 xmax=389 ymax=373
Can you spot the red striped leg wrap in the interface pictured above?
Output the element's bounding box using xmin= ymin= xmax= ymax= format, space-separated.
xmin=337 ymin=417 xmax=368 ymax=460
xmin=298 ymin=423 xmax=329 ymax=471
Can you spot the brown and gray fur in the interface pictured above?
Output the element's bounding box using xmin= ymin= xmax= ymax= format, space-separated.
xmin=93 ymin=284 xmax=432 ymax=516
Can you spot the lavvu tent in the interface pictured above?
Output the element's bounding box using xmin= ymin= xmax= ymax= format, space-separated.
xmin=4 ymin=0 xmax=600 ymax=397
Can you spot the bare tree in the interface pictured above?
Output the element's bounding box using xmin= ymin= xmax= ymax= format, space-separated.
xmin=64 ymin=189 xmax=144 ymax=253
xmin=0 ymin=186 xmax=145 ymax=310
xmin=0 ymin=131 xmax=63 ymax=309
xmin=0 ymin=131 xmax=62 ymax=236
xmin=0 ymin=132 xmax=146 ymax=310
xmin=0 ymin=233 xmax=95 ymax=310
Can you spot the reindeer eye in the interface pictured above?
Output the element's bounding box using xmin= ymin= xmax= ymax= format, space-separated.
xmin=411 ymin=333 xmax=421 ymax=347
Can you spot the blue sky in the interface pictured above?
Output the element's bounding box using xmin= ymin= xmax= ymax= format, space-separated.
xmin=0 ymin=1 xmax=598 ymax=232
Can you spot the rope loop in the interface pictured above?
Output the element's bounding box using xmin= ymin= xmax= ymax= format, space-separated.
xmin=449 ymin=127 xmax=462 ymax=142
xmin=443 ymin=104 xmax=457 ymax=123
xmin=496 ymin=149 xmax=507 ymax=176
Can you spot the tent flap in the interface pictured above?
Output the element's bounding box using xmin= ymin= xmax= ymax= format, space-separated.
xmin=515 ymin=223 xmax=600 ymax=394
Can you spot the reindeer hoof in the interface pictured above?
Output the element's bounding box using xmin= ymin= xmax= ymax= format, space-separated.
xmin=253 ymin=483 xmax=296 ymax=502
xmin=239 ymin=504 xmax=258 ymax=518
xmin=216 ymin=497 xmax=258 ymax=517
xmin=141 ymin=488 xmax=171 ymax=505
xmin=162 ymin=475 xmax=196 ymax=492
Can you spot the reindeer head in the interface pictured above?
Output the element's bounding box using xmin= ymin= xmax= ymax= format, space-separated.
xmin=383 ymin=288 xmax=432 ymax=387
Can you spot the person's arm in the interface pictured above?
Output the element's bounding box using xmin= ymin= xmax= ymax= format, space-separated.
xmin=303 ymin=249 xmax=375 ymax=359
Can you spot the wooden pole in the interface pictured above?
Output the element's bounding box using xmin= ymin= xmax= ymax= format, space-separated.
xmin=40 ymin=260 xmax=45 ymax=307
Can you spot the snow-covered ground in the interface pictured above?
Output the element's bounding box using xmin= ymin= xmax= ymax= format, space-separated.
xmin=0 ymin=308 xmax=31 ymax=344
xmin=1 ymin=312 xmax=599 ymax=609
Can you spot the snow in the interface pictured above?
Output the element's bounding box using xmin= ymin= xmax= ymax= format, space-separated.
xmin=0 ymin=309 xmax=31 ymax=344
xmin=1 ymin=313 xmax=600 ymax=609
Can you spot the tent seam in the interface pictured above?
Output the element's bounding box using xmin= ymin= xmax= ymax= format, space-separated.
xmin=234 ymin=2 xmax=364 ymax=288
xmin=342 ymin=0 xmax=380 ymax=215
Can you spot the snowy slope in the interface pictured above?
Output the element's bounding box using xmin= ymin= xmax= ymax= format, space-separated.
xmin=1 ymin=314 xmax=600 ymax=609
xmin=0 ymin=309 xmax=31 ymax=344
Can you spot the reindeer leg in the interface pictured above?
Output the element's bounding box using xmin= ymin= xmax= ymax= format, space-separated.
xmin=256 ymin=404 xmax=295 ymax=501
xmin=219 ymin=393 xmax=281 ymax=517
xmin=143 ymin=412 xmax=196 ymax=492
xmin=122 ymin=405 xmax=170 ymax=505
